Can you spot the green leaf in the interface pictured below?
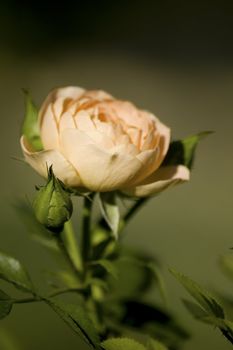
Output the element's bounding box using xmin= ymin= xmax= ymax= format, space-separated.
xmin=21 ymin=90 xmax=43 ymax=151
xmin=0 ymin=251 xmax=34 ymax=293
xmin=146 ymin=262 xmax=167 ymax=307
xmin=108 ymin=256 xmax=153 ymax=299
xmin=219 ymin=254 xmax=233 ymax=281
xmin=91 ymin=259 xmax=118 ymax=280
xmin=181 ymin=299 xmax=209 ymax=320
xmin=101 ymin=338 xmax=146 ymax=350
xmin=0 ymin=290 xmax=13 ymax=319
xmin=117 ymin=256 xmax=167 ymax=305
xmin=199 ymin=317 xmax=233 ymax=344
xmin=47 ymin=299 xmax=101 ymax=349
xmin=99 ymin=193 xmax=120 ymax=239
xmin=108 ymin=300 xmax=190 ymax=346
xmin=147 ymin=338 xmax=168 ymax=350
xmin=170 ymin=269 xmax=224 ymax=318
xmin=163 ymin=131 xmax=212 ymax=169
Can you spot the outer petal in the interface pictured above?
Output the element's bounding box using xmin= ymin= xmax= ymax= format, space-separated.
xmin=20 ymin=136 xmax=81 ymax=188
xmin=40 ymin=103 xmax=60 ymax=150
xmin=60 ymin=129 xmax=144 ymax=191
xmin=83 ymin=90 xmax=114 ymax=101
xmin=140 ymin=111 xmax=171 ymax=168
xmin=39 ymin=86 xmax=85 ymax=125
xmin=122 ymin=165 xmax=190 ymax=197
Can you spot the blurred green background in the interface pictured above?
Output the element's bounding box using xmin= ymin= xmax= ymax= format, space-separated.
xmin=1 ymin=0 xmax=233 ymax=349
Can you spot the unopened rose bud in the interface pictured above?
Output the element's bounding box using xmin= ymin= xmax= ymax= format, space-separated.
xmin=33 ymin=166 xmax=73 ymax=232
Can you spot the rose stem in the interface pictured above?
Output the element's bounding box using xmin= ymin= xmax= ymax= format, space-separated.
xmin=81 ymin=195 xmax=93 ymax=269
xmin=62 ymin=220 xmax=83 ymax=273
xmin=56 ymin=232 xmax=82 ymax=280
xmin=123 ymin=197 xmax=149 ymax=223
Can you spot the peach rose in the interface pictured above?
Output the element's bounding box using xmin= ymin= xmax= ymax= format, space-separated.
xmin=20 ymin=86 xmax=189 ymax=196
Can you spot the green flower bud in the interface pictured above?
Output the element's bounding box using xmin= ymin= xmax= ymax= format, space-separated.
xmin=33 ymin=166 xmax=73 ymax=232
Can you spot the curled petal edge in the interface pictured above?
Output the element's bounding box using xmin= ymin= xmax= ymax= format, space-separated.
xmin=20 ymin=135 xmax=82 ymax=188
xmin=121 ymin=165 xmax=190 ymax=198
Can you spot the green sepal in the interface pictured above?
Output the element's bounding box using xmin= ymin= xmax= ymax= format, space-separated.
xmin=21 ymin=90 xmax=43 ymax=151
xmin=98 ymin=192 xmax=120 ymax=239
xmin=163 ymin=131 xmax=213 ymax=169
xmin=33 ymin=166 xmax=73 ymax=232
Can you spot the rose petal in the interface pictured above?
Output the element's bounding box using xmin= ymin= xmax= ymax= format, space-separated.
xmin=61 ymin=129 xmax=144 ymax=191
xmin=134 ymin=148 xmax=159 ymax=183
xmin=20 ymin=135 xmax=81 ymax=188
xmin=122 ymin=165 xmax=190 ymax=197
xmin=83 ymin=90 xmax=114 ymax=101
xmin=39 ymin=86 xmax=85 ymax=124
xmin=59 ymin=110 xmax=76 ymax=131
xmin=40 ymin=103 xmax=60 ymax=150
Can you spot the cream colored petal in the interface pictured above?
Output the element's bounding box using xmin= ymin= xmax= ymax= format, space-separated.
xmin=133 ymin=148 xmax=159 ymax=183
xmin=20 ymin=136 xmax=81 ymax=188
xmin=83 ymin=90 xmax=114 ymax=101
xmin=39 ymin=86 xmax=85 ymax=125
xmin=122 ymin=165 xmax=190 ymax=197
xmin=74 ymin=111 xmax=96 ymax=132
xmin=155 ymin=120 xmax=171 ymax=168
xmin=59 ymin=110 xmax=76 ymax=131
xmin=61 ymin=129 xmax=143 ymax=191
xmin=110 ymin=101 xmax=141 ymax=128
xmin=40 ymin=103 xmax=60 ymax=150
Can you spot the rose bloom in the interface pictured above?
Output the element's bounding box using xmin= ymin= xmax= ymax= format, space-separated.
xmin=21 ymin=87 xmax=189 ymax=197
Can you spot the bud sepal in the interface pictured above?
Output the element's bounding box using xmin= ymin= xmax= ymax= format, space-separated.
xmin=33 ymin=166 xmax=73 ymax=233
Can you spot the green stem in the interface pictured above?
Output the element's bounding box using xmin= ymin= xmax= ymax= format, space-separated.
xmin=48 ymin=287 xmax=84 ymax=298
xmin=62 ymin=220 xmax=83 ymax=272
xmin=56 ymin=233 xmax=82 ymax=280
xmin=123 ymin=197 xmax=149 ymax=223
xmin=13 ymin=297 xmax=41 ymax=304
xmin=13 ymin=288 xmax=84 ymax=304
xmin=82 ymin=196 xmax=93 ymax=264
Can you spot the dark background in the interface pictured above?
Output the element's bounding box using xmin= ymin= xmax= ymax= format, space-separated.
xmin=1 ymin=0 xmax=233 ymax=63
xmin=0 ymin=1 xmax=233 ymax=349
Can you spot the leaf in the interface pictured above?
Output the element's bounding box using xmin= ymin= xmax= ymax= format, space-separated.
xmin=91 ymin=259 xmax=118 ymax=280
xmin=0 ymin=289 xmax=13 ymax=319
xmin=147 ymin=338 xmax=168 ymax=350
xmin=117 ymin=256 xmax=167 ymax=305
xmin=219 ymin=254 xmax=233 ymax=281
xmin=170 ymin=269 xmax=224 ymax=318
xmin=0 ymin=251 xmax=34 ymax=293
xmin=200 ymin=317 xmax=233 ymax=344
xmin=163 ymin=131 xmax=212 ymax=169
xmin=104 ymin=299 xmax=189 ymax=348
xmin=108 ymin=256 xmax=153 ymax=299
xmin=21 ymin=90 xmax=43 ymax=151
xmin=99 ymin=193 xmax=120 ymax=239
xmin=46 ymin=299 xmax=101 ymax=349
xmin=101 ymin=338 xmax=146 ymax=350
xmin=181 ymin=299 xmax=209 ymax=320
xmin=146 ymin=262 xmax=167 ymax=307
